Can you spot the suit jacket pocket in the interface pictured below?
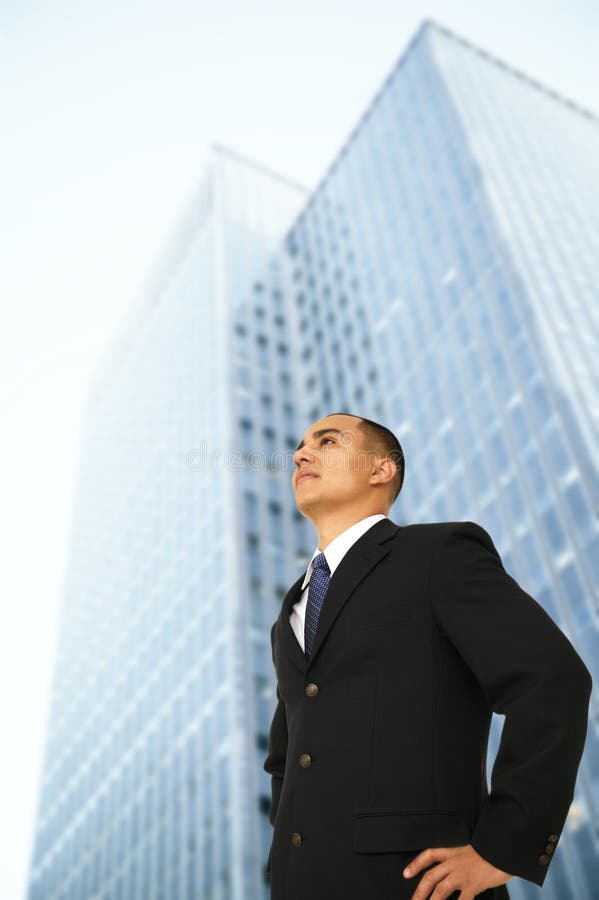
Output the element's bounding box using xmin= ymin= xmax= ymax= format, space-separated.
xmin=358 ymin=601 xmax=411 ymax=628
xmin=352 ymin=809 xmax=471 ymax=853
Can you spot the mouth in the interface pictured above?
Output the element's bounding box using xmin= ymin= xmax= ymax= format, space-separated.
xmin=296 ymin=473 xmax=319 ymax=485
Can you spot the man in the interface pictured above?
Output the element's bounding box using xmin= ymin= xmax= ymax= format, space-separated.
xmin=263 ymin=412 xmax=592 ymax=899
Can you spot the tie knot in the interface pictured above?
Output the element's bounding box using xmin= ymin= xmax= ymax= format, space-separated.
xmin=312 ymin=552 xmax=330 ymax=574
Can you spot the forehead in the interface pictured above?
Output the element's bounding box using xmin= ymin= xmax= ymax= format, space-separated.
xmin=300 ymin=415 xmax=362 ymax=442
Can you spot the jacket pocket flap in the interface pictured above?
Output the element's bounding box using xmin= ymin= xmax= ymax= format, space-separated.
xmin=353 ymin=810 xmax=471 ymax=853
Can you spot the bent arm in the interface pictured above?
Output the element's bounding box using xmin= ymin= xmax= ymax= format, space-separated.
xmin=430 ymin=520 xmax=592 ymax=887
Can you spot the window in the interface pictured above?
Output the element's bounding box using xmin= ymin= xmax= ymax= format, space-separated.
xmin=529 ymin=378 xmax=553 ymax=425
xmin=541 ymin=505 xmax=567 ymax=555
xmin=564 ymin=480 xmax=592 ymax=536
xmin=544 ymin=424 xmax=571 ymax=475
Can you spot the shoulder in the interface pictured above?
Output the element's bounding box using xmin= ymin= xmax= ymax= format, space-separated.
xmin=398 ymin=519 xmax=492 ymax=541
xmin=397 ymin=520 xmax=498 ymax=555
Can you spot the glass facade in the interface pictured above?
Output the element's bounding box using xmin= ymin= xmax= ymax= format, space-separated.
xmin=25 ymin=147 xmax=306 ymax=900
xmin=275 ymin=23 xmax=599 ymax=899
xmin=26 ymin=21 xmax=597 ymax=900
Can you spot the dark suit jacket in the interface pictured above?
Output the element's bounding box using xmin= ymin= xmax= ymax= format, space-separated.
xmin=263 ymin=518 xmax=592 ymax=900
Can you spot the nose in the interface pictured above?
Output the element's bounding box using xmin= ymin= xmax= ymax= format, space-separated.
xmin=293 ymin=445 xmax=314 ymax=469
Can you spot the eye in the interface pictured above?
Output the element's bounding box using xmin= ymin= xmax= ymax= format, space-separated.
xmin=321 ymin=437 xmax=335 ymax=444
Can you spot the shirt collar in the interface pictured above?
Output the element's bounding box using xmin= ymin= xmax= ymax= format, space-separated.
xmin=301 ymin=513 xmax=388 ymax=589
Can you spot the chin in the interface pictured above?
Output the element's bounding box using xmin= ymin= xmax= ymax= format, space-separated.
xmin=295 ymin=492 xmax=320 ymax=514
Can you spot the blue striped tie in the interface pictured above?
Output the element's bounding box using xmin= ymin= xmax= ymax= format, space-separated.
xmin=304 ymin=552 xmax=331 ymax=658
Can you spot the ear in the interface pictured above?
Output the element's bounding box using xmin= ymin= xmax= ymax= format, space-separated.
xmin=369 ymin=457 xmax=396 ymax=489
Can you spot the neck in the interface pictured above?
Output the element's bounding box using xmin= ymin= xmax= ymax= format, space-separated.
xmin=314 ymin=508 xmax=387 ymax=550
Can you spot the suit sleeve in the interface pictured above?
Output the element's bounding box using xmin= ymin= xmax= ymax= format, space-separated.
xmin=430 ymin=520 xmax=592 ymax=887
xmin=263 ymin=620 xmax=288 ymax=829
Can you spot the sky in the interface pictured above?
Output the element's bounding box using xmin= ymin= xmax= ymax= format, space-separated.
xmin=1 ymin=1 xmax=598 ymax=896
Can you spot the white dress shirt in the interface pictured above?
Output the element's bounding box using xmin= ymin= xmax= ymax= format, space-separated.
xmin=289 ymin=513 xmax=388 ymax=651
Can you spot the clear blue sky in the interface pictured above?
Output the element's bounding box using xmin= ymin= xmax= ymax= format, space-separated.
xmin=1 ymin=1 xmax=597 ymax=897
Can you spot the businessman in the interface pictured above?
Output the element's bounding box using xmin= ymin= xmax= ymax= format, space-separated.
xmin=263 ymin=412 xmax=592 ymax=899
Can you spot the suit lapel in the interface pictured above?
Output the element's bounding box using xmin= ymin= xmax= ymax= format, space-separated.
xmin=280 ymin=574 xmax=308 ymax=671
xmin=279 ymin=517 xmax=402 ymax=672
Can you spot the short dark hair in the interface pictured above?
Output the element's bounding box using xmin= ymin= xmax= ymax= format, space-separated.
xmin=327 ymin=412 xmax=405 ymax=505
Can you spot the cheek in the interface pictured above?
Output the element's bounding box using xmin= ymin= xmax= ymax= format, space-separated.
xmin=332 ymin=452 xmax=357 ymax=480
xmin=334 ymin=472 xmax=366 ymax=493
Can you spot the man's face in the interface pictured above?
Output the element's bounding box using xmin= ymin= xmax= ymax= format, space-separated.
xmin=292 ymin=414 xmax=378 ymax=516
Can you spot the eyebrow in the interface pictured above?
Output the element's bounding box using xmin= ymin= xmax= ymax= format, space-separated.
xmin=296 ymin=428 xmax=343 ymax=452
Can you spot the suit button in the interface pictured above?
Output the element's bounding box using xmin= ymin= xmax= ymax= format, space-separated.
xmin=305 ymin=682 xmax=319 ymax=696
xmin=299 ymin=753 xmax=312 ymax=767
xmin=291 ymin=832 xmax=302 ymax=847
xmin=545 ymin=844 xmax=555 ymax=854
xmin=538 ymin=854 xmax=550 ymax=866
xmin=547 ymin=834 xmax=559 ymax=843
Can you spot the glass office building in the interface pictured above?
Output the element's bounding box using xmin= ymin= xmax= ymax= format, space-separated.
xmin=25 ymin=146 xmax=306 ymax=900
xmin=276 ymin=22 xmax=599 ymax=900
xmin=26 ymin=20 xmax=598 ymax=900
